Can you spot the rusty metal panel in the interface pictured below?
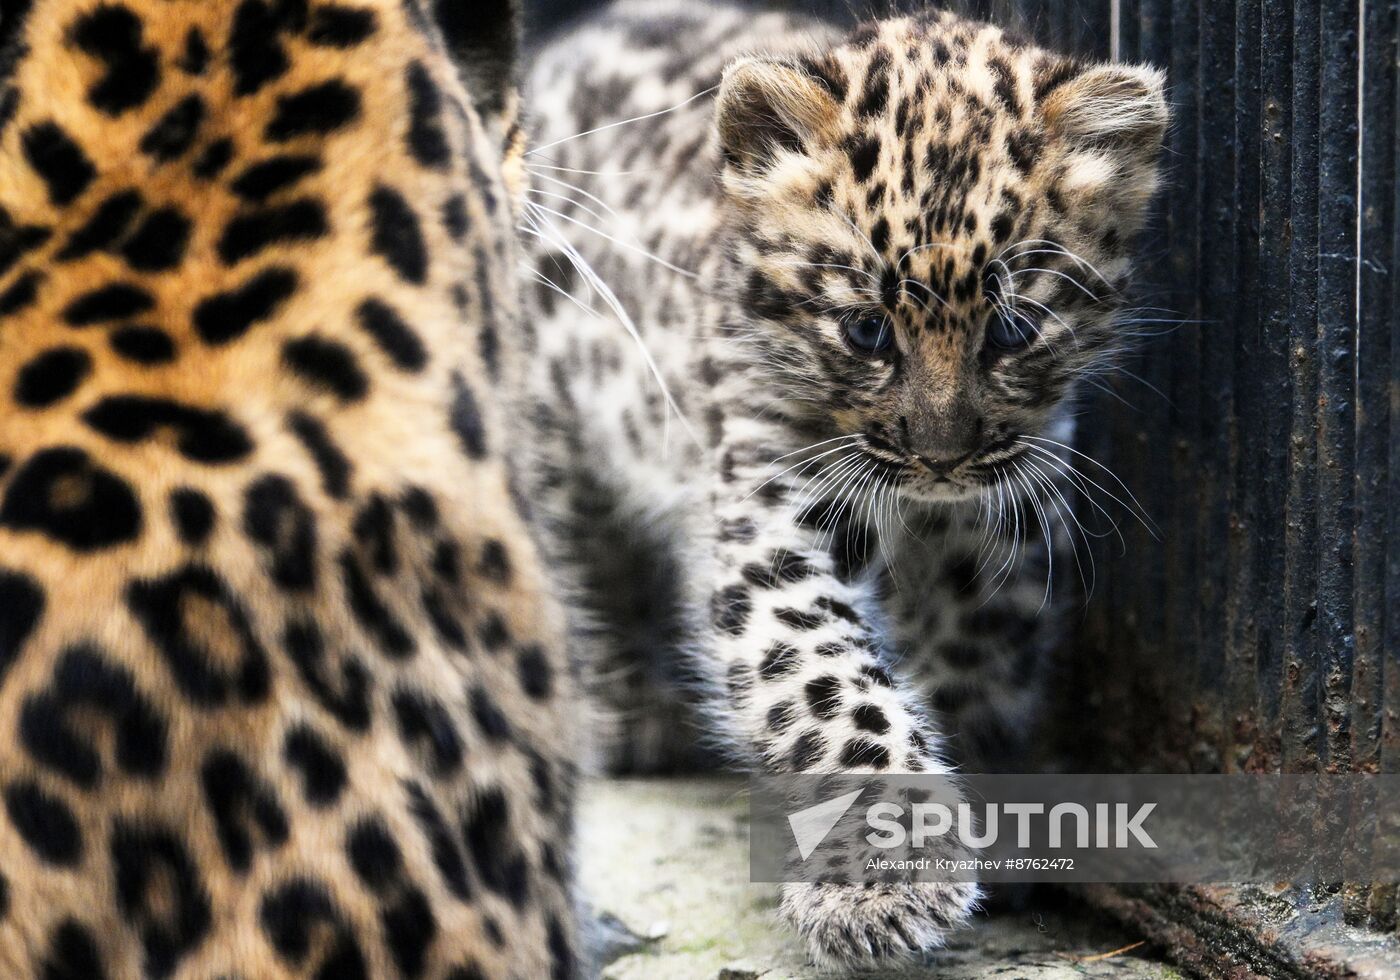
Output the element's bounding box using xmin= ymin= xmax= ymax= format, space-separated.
xmin=1062 ymin=0 xmax=1394 ymax=790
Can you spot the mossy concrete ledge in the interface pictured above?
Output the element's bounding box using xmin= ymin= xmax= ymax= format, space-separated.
xmin=580 ymin=777 xmax=1182 ymax=979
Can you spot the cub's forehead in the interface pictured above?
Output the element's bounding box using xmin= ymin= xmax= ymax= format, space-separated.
xmin=806 ymin=13 xmax=1073 ymax=125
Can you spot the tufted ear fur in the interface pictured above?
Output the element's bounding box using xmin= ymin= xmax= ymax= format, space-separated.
xmin=716 ymin=57 xmax=840 ymax=172
xmin=424 ymin=0 xmax=520 ymax=137
xmin=420 ymin=0 xmax=524 ymax=202
xmin=1041 ymin=63 xmax=1168 ymax=159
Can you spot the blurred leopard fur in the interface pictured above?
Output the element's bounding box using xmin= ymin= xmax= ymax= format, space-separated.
xmin=0 ymin=0 xmax=581 ymax=976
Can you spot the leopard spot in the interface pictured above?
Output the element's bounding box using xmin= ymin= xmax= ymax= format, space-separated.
xmin=405 ymin=61 xmax=450 ymax=169
xmin=120 ymin=207 xmax=192 ymax=271
xmin=282 ymin=725 xmax=347 ymax=808
xmin=259 ymin=879 xmax=367 ymax=977
xmin=0 ymin=447 xmax=141 ymax=552
xmin=767 ymin=700 xmax=797 ymax=733
xmin=192 ymin=139 xmax=234 ymax=179
xmin=109 ymin=821 xmax=212 ymax=977
xmin=20 ymin=645 xmax=168 ymax=789
xmin=476 ymin=612 xmax=510 ymax=651
xmin=282 ymin=335 xmax=368 ymax=401
xmin=356 ymin=298 xmax=427 ymax=371
xmin=229 ymin=0 xmax=296 ymax=96
xmin=169 ymin=487 xmax=215 ymax=545
xmin=462 ymin=787 xmax=530 ymax=908
xmin=177 ymin=28 xmax=210 ymax=75
xmin=368 ymin=185 xmax=427 ymax=283
xmin=421 ymin=586 xmax=466 ymax=650
xmin=22 ymin=122 xmax=95 ymax=205
xmin=346 ymin=816 xmax=402 ymax=893
xmin=283 ymin=619 xmax=372 ymax=731
xmin=0 ymin=568 xmax=44 ymax=683
xmin=63 ymin=282 xmax=153 ymax=326
xmin=15 ymin=347 xmax=91 ymax=407
xmin=110 ymin=325 xmax=177 ymax=365
xmin=83 ymin=396 xmax=253 ymax=464
xmin=845 ymin=133 xmax=881 ymax=182
xmin=392 ymin=688 xmax=463 ymax=776
xmin=218 ymin=199 xmax=328 ymax=265
xmin=805 ymin=674 xmax=843 ymax=719
xmin=287 ymin=411 xmax=352 ymax=498
xmin=139 ymin=95 xmax=204 ymax=162
xmin=57 ymin=190 xmax=142 ymax=260
xmin=711 ymin=583 xmax=751 ymax=635
xmin=758 ymin=642 xmax=799 ymax=679
xmin=5 ymin=780 xmax=82 ymax=865
xmin=441 ymin=195 xmax=468 ymax=241
xmin=790 ymin=730 xmax=827 ymax=770
xmin=515 ymin=645 xmax=553 ymax=700
xmin=201 ymin=749 xmax=289 ymax=873
xmin=340 ymin=551 xmax=416 ymax=658
xmin=308 ymin=5 xmax=377 ymax=46
xmin=265 ymin=79 xmax=362 ymax=141
xmin=404 ymin=781 xmax=471 ymax=900
xmin=244 ymin=475 xmax=318 ymax=590
xmin=470 ymin=686 xmax=512 ymax=742
xmin=449 ymin=372 xmax=487 ymax=458
xmin=476 ymin=539 xmax=511 ymax=583
xmin=230 ymin=154 xmax=321 ymax=202
xmin=851 ymin=703 xmax=890 ymax=735
xmin=0 ymin=271 xmax=41 ymax=319
xmin=125 ymin=565 xmax=271 ymax=707
xmin=41 ymin=919 xmax=106 ymax=979
xmin=69 ymin=5 xmax=160 ymax=115
xmin=838 ymin=737 xmax=890 ymax=769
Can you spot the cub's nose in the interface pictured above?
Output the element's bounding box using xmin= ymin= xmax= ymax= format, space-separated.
xmin=903 ymin=403 xmax=984 ymax=473
xmin=914 ymin=445 xmax=978 ymax=476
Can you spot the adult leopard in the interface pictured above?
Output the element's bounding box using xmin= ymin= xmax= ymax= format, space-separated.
xmin=0 ymin=0 xmax=577 ymax=977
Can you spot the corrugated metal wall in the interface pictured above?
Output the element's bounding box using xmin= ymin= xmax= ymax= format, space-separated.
xmin=1047 ymin=0 xmax=1397 ymax=798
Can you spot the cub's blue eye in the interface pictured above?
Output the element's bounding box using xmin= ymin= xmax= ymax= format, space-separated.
xmin=987 ymin=309 xmax=1039 ymax=350
xmin=844 ymin=313 xmax=894 ymax=354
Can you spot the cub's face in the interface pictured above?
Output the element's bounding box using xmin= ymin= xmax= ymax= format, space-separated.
xmin=716 ymin=13 xmax=1167 ymax=503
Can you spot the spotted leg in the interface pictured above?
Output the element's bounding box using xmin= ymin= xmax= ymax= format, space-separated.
xmin=881 ymin=496 xmax=1066 ymax=773
xmin=709 ymin=417 xmax=979 ymax=968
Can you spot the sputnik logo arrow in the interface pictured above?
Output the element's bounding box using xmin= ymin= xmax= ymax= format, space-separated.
xmin=787 ymin=789 xmax=864 ymax=860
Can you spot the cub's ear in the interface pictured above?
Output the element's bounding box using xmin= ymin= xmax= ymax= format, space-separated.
xmin=425 ymin=0 xmax=519 ymax=137
xmin=1041 ymin=62 xmax=1168 ymax=159
xmin=715 ymin=57 xmax=840 ymax=172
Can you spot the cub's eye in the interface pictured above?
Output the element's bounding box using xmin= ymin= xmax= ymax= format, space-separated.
xmin=843 ymin=313 xmax=894 ymax=354
xmin=986 ymin=309 xmax=1039 ymax=350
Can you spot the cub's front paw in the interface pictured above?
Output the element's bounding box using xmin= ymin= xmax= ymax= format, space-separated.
xmin=780 ymin=880 xmax=980 ymax=970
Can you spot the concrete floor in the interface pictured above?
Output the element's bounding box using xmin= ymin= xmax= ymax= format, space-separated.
xmin=579 ymin=778 xmax=1185 ymax=979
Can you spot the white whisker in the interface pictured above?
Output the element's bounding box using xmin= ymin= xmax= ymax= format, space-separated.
xmin=526 ymin=85 xmax=718 ymax=156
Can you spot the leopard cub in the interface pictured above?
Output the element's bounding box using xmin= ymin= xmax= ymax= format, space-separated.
xmin=524 ymin=0 xmax=1167 ymax=966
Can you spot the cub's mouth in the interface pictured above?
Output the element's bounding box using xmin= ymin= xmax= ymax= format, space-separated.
xmin=856 ymin=431 xmax=1032 ymax=505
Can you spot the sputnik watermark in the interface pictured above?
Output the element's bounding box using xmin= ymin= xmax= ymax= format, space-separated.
xmin=864 ymin=800 xmax=1157 ymax=850
xmin=787 ymin=789 xmax=863 ymax=860
xmin=749 ymin=774 xmax=1400 ymax=884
